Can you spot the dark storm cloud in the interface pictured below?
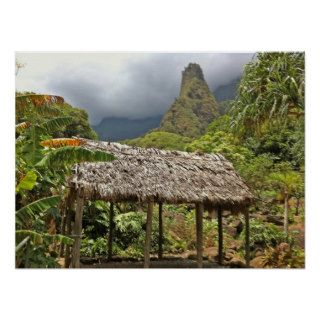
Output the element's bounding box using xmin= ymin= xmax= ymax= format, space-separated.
xmin=45 ymin=53 xmax=253 ymax=124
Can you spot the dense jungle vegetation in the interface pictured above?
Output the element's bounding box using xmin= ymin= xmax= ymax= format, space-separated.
xmin=15 ymin=52 xmax=304 ymax=268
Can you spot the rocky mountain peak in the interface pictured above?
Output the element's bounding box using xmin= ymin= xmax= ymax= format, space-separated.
xmin=180 ymin=63 xmax=205 ymax=95
xmin=159 ymin=63 xmax=219 ymax=138
xmin=182 ymin=63 xmax=205 ymax=81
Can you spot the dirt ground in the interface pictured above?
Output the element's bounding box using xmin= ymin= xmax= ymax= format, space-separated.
xmin=79 ymin=256 xmax=223 ymax=268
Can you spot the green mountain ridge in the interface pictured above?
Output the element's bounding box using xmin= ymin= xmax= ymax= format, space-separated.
xmin=93 ymin=115 xmax=162 ymax=141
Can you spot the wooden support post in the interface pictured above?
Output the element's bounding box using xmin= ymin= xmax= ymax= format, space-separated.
xmin=59 ymin=209 xmax=67 ymax=257
xmin=71 ymin=191 xmax=84 ymax=268
xmin=158 ymin=202 xmax=163 ymax=260
xmin=144 ymin=201 xmax=154 ymax=268
xmin=245 ymin=209 xmax=250 ymax=267
xmin=218 ymin=207 xmax=223 ymax=265
xmin=107 ymin=202 xmax=114 ymax=261
xmin=64 ymin=210 xmax=72 ymax=268
xmin=195 ymin=203 xmax=204 ymax=268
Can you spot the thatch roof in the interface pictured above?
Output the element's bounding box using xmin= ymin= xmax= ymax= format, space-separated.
xmin=68 ymin=139 xmax=254 ymax=209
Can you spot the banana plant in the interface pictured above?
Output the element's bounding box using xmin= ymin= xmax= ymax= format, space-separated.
xmin=15 ymin=94 xmax=115 ymax=267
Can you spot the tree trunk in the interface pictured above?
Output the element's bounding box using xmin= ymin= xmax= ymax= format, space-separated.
xmin=107 ymin=202 xmax=114 ymax=261
xmin=71 ymin=191 xmax=84 ymax=268
xmin=217 ymin=207 xmax=223 ymax=265
xmin=64 ymin=211 xmax=72 ymax=268
xmin=295 ymin=197 xmax=300 ymax=216
xmin=59 ymin=209 xmax=67 ymax=257
xmin=144 ymin=202 xmax=154 ymax=268
xmin=195 ymin=203 xmax=204 ymax=268
xmin=244 ymin=210 xmax=250 ymax=267
xmin=284 ymin=192 xmax=289 ymax=236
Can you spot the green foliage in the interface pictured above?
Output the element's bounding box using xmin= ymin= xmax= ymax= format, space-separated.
xmin=42 ymin=116 xmax=73 ymax=133
xmin=114 ymin=212 xmax=145 ymax=247
xmin=187 ymin=130 xmax=252 ymax=165
xmin=244 ymin=118 xmax=304 ymax=168
xmin=16 ymin=230 xmax=74 ymax=246
xmin=206 ymin=114 xmax=233 ymax=134
xmin=240 ymin=218 xmax=289 ymax=249
xmin=82 ymin=205 xmax=219 ymax=259
xmin=236 ymin=154 xmax=274 ymax=194
xmin=268 ymin=169 xmax=303 ymax=197
xmin=16 ymin=170 xmax=37 ymax=193
xmin=57 ymin=104 xmax=98 ymax=140
xmin=218 ymin=100 xmax=233 ymax=115
xmin=15 ymin=94 xmax=113 ymax=268
xmin=81 ymin=237 xmax=108 ymax=257
xmin=260 ymin=244 xmax=304 ymax=268
xmin=126 ymin=131 xmax=191 ymax=150
xmin=15 ymin=230 xmax=73 ymax=268
xmin=163 ymin=208 xmax=218 ymax=253
xmin=16 ymin=94 xmax=98 ymax=140
xmin=231 ymin=52 xmax=304 ymax=135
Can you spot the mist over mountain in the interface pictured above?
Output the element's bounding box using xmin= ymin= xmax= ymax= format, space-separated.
xmin=214 ymin=77 xmax=240 ymax=102
xmin=94 ymin=72 xmax=240 ymax=141
xmin=16 ymin=53 xmax=253 ymax=125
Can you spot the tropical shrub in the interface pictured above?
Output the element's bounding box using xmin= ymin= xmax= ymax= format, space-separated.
xmin=231 ymin=52 xmax=304 ymax=135
xmin=125 ymin=131 xmax=191 ymax=151
xmin=260 ymin=243 xmax=304 ymax=268
xmin=240 ymin=218 xmax=289 ymax=250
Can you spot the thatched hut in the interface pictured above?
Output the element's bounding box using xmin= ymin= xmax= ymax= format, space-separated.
xmin=64 ymin=139 xmax=254 ymax=268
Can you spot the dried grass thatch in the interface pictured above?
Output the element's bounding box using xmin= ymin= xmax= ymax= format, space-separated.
xmin=68 ymin=139 xmax=254 ymax=209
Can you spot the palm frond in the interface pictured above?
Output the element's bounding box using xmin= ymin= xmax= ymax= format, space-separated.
xmin=16 ymin=230 xmax=74 ymax=246
xmin=36 ymin=146 xmax=115 ymax=168
xmin=42 ymin=117 xmax=73 ymax=133
xmin=15 ymin=236 xmax=30 ymax=252
xmin=16 ymin=230 xmax=44 ymax=245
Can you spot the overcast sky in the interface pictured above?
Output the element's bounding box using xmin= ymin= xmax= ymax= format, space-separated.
xmin=16 ymin=52 xmax=253 ymax=124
